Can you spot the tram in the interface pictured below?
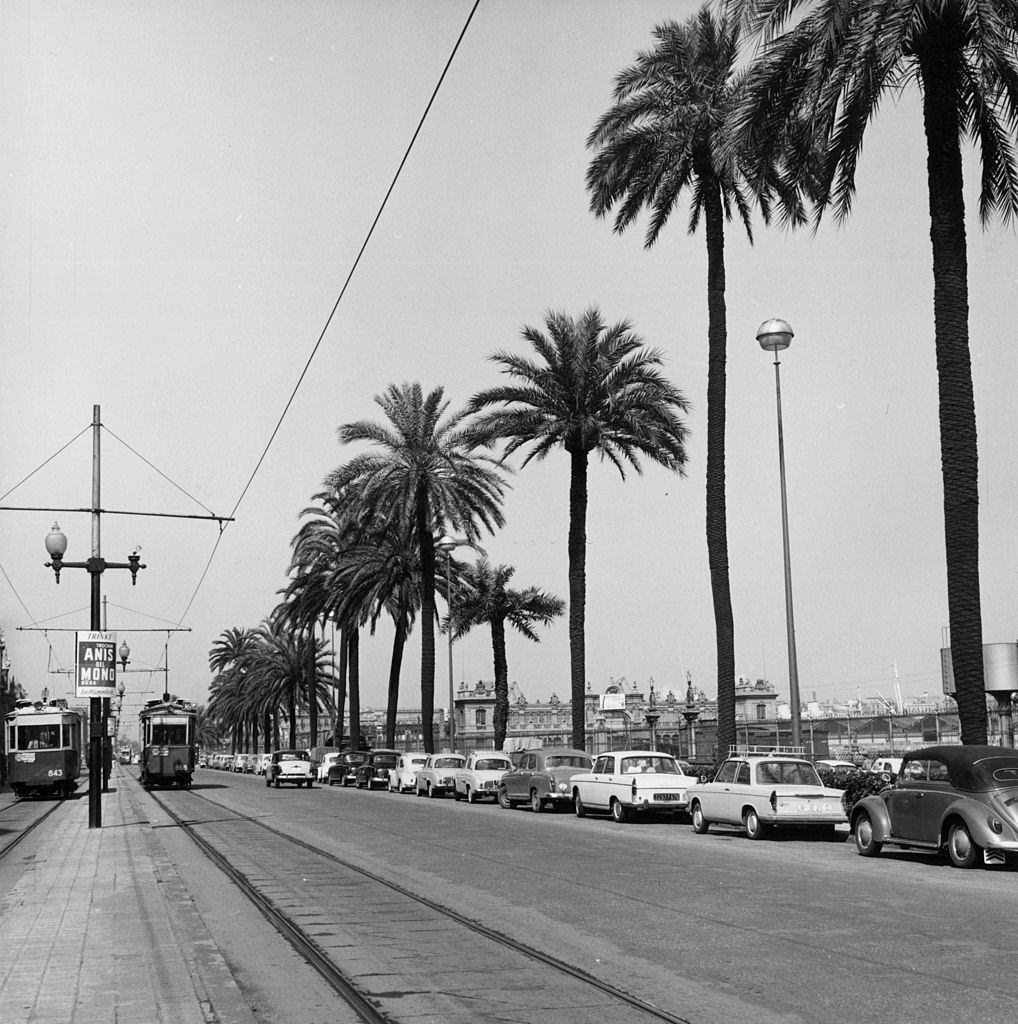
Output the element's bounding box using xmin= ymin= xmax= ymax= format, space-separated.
xmin=139 ymin=696 xmax=197 ymax=789
xmin=4 ymin=698 xmax=85 ymax=799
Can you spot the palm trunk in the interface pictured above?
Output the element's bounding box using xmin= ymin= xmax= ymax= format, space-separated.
xmin=334 ymin=626 xmax=348 ymax=746
xmin=703 ymin=181 xmax=736 ymax=760
xmin=262 ymin=707 xmax=271 ymax=754
xmin=920 ymin=41 xmax=985 ymax=744
xmin=568 ymin=447 xmax=588 ymax=750
xmin=251 ymin=715 xmax=259 ymax=755
xmin=385 ymin=607 xmax=408 ymax=747
xmin=348 ymin=626 xmax=361 ymax=747
xmin=490 ymin=616 xmax=509 ymax=749
xmin=287 ymin=686 xmax=297 ymax=750
xmin=417 ymin=485 xmax=438 ymax=752
xmin=307 ymin=627 xmax=318 ymax=749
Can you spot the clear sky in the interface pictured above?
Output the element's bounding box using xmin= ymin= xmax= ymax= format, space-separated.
xmin=2 ymin=1 xmax=1016 ymax=728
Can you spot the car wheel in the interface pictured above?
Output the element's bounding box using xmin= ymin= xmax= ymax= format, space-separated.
xmin=467 ymin=788 xmax=478 ymax=804
xmin=273 ymin=778 xmax=280 ymax=789
xmin=428 ymin=783 xmax=438 ymax=798
xmin=947 ymin=820 xmax=979 ymax=868
xmin=530 ymin=790 xmax=544 ymax=814
xmin=853 ymin=811 xmax=882 ymax=857
xmin=306 ymin=780 xmax=313 ymax=789
xmin=691 ymin=801 xmax=709 ymax=834
xmin=454 ymin=787 xmax=462 ymax=801
xmin=574 ymin=792 xmax=586 ymax=818
xmin=744 ymin=807 xmax=766 ymax=840
xmin=497 ymin=786 xmax=512 ymax=809
xmin=610 ymin=799 xmax=629 ymax=824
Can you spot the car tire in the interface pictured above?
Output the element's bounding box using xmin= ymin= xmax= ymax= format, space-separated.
xmin=947 ymin=820 xmax=979 ymax=868
xmin=853 ymin=811 xmax=882 ymax=857
xmin=610 ymin=799 xmax=629 ymax=824
xmin=273 ymin=778 xmax=280 ymax=789
xmin=530 ymin=790 xmax=544 ymax=814
xmin=497 ymin=787 xmax=512 ymax=810
xmin=691 ymin=801 xmax=709 ymax=834
xmin=744 ymin=807 xmax=766 ymax=840
xmin=306 ymin=780 xmax=313 ymax=789
xmin=428 ymin=783 xmax=438 ymax=798
xmin=574 ymin=792 xmax=586 ymax=818
xmin=467 ymin=788 xmax=478 ymax=804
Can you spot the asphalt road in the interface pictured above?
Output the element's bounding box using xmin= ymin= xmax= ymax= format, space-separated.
xmin=187 ymin=769 xmax=1018 ymax=1024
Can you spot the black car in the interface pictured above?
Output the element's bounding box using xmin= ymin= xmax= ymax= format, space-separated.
xmin=354 ymin=749 xmax=400 ymax=789
xmin=326 ymin=750 xmax=369 ymax=787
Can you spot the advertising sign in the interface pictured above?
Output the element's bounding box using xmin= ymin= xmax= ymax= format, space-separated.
xmin=600 ymin=691 xmax=626 ymax=712
xmin=75 ymin=631 xmax=118 ymax=698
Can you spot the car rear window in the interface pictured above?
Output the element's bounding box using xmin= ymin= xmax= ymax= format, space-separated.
xmin=373 ymin=754 xmax=398 ymax=767
xmin=546 ymin=755 xmax=591 ymax=769
xmin=434 ymin=757 xmax=464 ymax=768
xmin=278 ymin=751 xmax=308 ymax=761
xmin=756 ymin=761 xmax=821 ymax=786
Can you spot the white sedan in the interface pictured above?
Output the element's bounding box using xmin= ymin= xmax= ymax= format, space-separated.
xmin=571 ymin=750 xmax=699 ymax=822
xmin=453 ymin=752 xmax=512 ymax=803
xmin=415 ymin=754 xmax=466 ymax=798
xmin=388 ymin=752 xmax=428 ymax=793
xmin=687 ymin=752 xmax=847 ymax=840
xmin=317 ymin=751 xmax=343 ymax=783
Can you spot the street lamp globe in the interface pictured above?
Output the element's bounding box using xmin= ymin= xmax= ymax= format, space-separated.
xmin=756 ymin=318 xmax=794 ymax=353
xmin=119 ymin=641 xmax=131 ymax=670
xmin=436 ymin=534 xmax=457 ymax=554
xmin=45 ymin=523 xmax=68 ymax=559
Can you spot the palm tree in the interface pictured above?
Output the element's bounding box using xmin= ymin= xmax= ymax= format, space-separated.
xmin=727 ymin=0 xmax=1018 ymax=744
xmin=442 ymin=557 xmax=564 ymax=749
xmin=468 ymin=308 xmax=691 ymax=749
xmin=586 ymin=6 xmax=807 ymax=760
xmin=329 ymin=382 xmax=507 ymax=752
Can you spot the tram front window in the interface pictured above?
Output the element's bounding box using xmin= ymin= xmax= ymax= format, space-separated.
xmin=20 ymin=726 xmax=57 ymax=750
xmin=151 ymin=724 xmax=188 ymax=745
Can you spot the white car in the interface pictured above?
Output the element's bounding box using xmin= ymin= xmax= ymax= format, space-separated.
xmin=317 ymin=751 xmax=343 ymax=783
xmin=389 ymin=752 xmax=428 ymax=793
xmin=453 ymin=752 xmax=513 ymax=803
xmin=571 ymin=750 xmax=699 ymax=822
xmin=415 ymin=753 xmax=466 ymax=798
xmin=255 ymin=752 xmax=271 ymax=775
xmin=687 ymin=750 xmax=847 ymax=839
xmin=265 ymin=749 xmax=315 ymax=788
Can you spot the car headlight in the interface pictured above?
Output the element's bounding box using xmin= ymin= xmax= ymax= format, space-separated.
xmin=989 ymin=816 xmax=1004 ymax=835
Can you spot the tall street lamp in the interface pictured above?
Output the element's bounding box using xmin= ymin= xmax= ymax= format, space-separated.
xmin=436 ymin=535 xmax=466 ymax=752
xmin=756 ymin=318 xmax=802 ymax=749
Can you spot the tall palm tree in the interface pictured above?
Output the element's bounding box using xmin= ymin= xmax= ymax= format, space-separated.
xmin=442 ymin=557 xmax=564 ymax=749
xmin=728 ymin=0 xmax=1018 ymax=744
xmin=329 ymin=382 xmax=507 ymax=752
xmin=468 ymin=308 xmax=691 ymax=749
xmin=586 ymin=6 xmax=806 ymax=759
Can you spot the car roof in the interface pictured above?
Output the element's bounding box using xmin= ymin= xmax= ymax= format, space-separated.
xmin=901 ymin=745 xmax=1018 ymax=789
xmin=599 ymin=750 xmax=678 ymax=759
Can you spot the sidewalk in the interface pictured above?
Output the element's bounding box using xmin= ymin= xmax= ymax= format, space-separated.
xmin=0 ymin=766 xmax=258 ymax=1024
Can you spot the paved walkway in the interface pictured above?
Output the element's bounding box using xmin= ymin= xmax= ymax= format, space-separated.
xmin=0 ymin=767 xmax=258 ymax=1024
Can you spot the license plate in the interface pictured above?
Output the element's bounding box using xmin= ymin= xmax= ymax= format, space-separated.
xmin=782 ymin=800 xmax=835 ymax=814
xmin=653 ymin=793 xmax=681 ymax=801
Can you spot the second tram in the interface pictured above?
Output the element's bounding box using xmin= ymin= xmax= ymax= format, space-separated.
xmin=139 ymin=696 xmax=197 ymax=789
xmin=4 ymin=698 xmax=84 ymax=799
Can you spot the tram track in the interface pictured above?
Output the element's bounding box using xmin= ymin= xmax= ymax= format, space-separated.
xmin=143 ymin=782 xmax=696 ymax=1024
xmin=0 ymin=797 xmax=67 ymax=861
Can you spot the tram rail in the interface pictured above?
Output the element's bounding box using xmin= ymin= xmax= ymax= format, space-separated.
xmin=142 ymin=782 xmax=695 ymax=1024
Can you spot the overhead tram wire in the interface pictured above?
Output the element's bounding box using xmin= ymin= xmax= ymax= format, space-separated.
xmin=172 ymin=0 xmax=481 ymax=628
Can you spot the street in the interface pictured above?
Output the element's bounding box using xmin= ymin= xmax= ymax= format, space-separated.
xmin=178 ymin=768 xmax=1018 ymax=1024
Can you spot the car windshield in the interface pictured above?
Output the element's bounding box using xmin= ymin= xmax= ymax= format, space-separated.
xmin=620 ymin=756 xmax=679 ymax=774
xmin=278 ymin=751 xmax=308 ymax=761
xmin=410 ymin=757 xmax=427 ymax=766
xmin=475 ymin=758 xmax=511 ymax=771
xmin=373 ymin=754 xmax=398 ymax=768
xmin=344 ymin=754 xmax=367 ymax=763
xmin=756 ymin=761 xmax=822 ymax=786
xmin=545 ymin=755 xmax=591 ymax=769
xmin=434 ymin=757 xmax=464 ymax=768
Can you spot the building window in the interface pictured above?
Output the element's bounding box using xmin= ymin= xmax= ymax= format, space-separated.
xmin=476 ymin=709 xmax=486 ymax=729
xmin=756 ymin=703 xmax=767 ymax=721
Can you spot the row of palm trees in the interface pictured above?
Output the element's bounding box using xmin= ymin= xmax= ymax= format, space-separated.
xmin=583 ymin=0 xmax=1013 ymax=746
xmin=207 ymin=0 xmax=1009 ymax=753
xmin=207 ymin=311 xmax=692 ymax=754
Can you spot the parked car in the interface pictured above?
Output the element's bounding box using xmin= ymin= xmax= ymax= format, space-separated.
xmin=415 ymin=753 xmax=466 ymax=798
xmin=265 ymin=749 xmax=315 ymax=788
xmin=453 ymin=752 xmax=513 ymax=803
xmin=869 ymin=757 xmax=903 ymax=777
xmin=389 ymin=752 xmax=428 ymax=793
xmin=571 ymin=750 xmax=699 ymax=822
xmin=326 ymin=750 xmax=369 ymax=787
xmin=317 ymin=751 xmax=343 ymax=783
xmin=816 ymin=759 xmax=858 ymax=772
xmin=687 ymin=749 xmax=846 ymax=839
xmin=255 ymin=752 xmax=272 ymax=775
xmin=851 ymin=745 xmax=1018 ymax=868
xmin=355 ymin=749 xmax=400 ymax=789
xmin=499 ymin=747 xmax=592 ymax=812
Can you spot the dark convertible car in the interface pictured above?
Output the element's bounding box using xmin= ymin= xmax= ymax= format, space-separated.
xmin=851 ymin=745 xmax=1018 ymax=867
